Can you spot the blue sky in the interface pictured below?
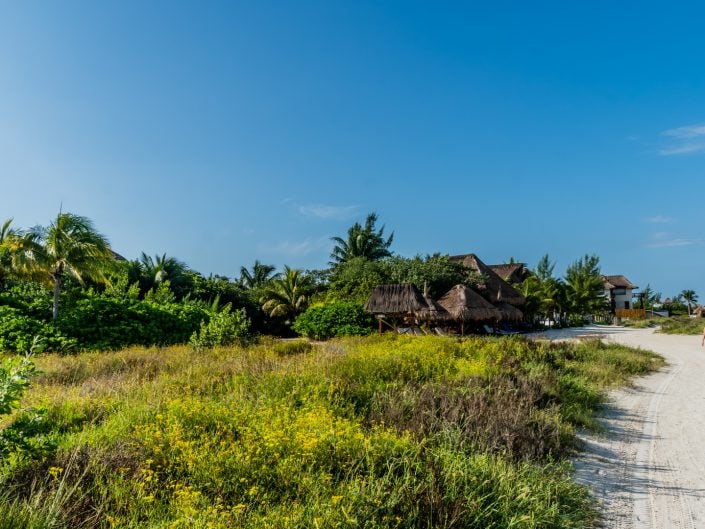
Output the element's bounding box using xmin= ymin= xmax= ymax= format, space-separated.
xmin=1 ymin=1 xmax=704 ymax=299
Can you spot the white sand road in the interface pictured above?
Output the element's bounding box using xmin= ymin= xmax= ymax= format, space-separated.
xmin=533 ymin=325 xmax=705 ymax=528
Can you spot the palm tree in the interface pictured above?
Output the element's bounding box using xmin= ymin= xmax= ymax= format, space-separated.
xmin=260 ymin=266 xmax=310 ymax=320
xmin=239 ymin=260 xmax=277 ymax=289
xmin=680 ymin=289 xmax=698 ymax=316
xmin=540 ymin=277 xmax=565 ymax=327
xmin=329 ymin=213 xmax=393 ymax=266
xmin=564 ymin=254 xmax=605 ymax=317
xmin=139 ymin=253 xmax=191 ymax=295
xmin=27 ymin=213 xmax=115 ymax=319
xmin=0 ymin=218 xmax=21 ymax=288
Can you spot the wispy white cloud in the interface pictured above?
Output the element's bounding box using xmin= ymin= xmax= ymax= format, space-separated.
xmin=659 ymin=123 xmax=705 ymax=155
xmin=663 ymin=124 xmax=705 ymax=139
xmin=298 ymin=203 xmax=360 ymax=220
xmin=644 ymin=215 xmax=675 ymax=224
xmin=257 ymin=236 xmax=329 ymax=257
xmin=658 ymin=143 xmax=705 ymax=156
xmin=644 ymin=231 xmax=703 ymax=248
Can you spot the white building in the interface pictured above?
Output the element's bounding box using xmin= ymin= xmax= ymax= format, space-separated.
xmin=602 ymin=275 xmax=638 ymax=312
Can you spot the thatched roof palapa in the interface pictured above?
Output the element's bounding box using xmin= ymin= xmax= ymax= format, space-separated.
xmin=495 ymin=302 xmax=523 ymax=322
xmin=364 ymin=284 xmax=428 ymax=315
xmin=602 ymin=275 xmax=638 ymax=290
xmin=487 ymin=263 xmax=529 ymax=285
xmin=437 ymin=284 xmax=501 ymax=321
xmin=449 ymin=253 xmax=526 ymax=306
xmin=415 ymin=295 xmax=451 ymax=321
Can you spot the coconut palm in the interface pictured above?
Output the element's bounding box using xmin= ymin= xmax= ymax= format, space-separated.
xmin=329 ymin=213 xmax=393 ymax=266
xmin=564 ymin=254 xmax=605 ymax=317
xmin=260 ymin=266 xmax=310 ymax=320
xmin=26 ymin=213 xmax=115 ymax=319
xmin=0 ymin=218 xmax=21 ymax=288
xmin=239 ymin=260 xmax=277 ymax=289
xmin=680 ymin=289 xmax=698 ymax=316
xmin=138 ymin=252 xmax=191 ymax=295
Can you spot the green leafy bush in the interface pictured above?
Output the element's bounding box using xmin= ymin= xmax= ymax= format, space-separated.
xmin=0 ymin=353 xmax=55 ymax=460
xmin=293 ymin=302 xmax=374 ymax=340
xmin=55 ymin=294 xmax=209 ymax=350
xmin=189 ymin=307 xmax=250 ymax=348
xmin=0 ymin=307 xmax=75 ymax=353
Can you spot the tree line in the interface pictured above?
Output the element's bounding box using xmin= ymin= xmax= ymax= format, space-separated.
xmin=1 ymin=211 xmax=697 ymax=351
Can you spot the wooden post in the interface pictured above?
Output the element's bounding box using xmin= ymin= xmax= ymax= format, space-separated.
xmin=378 ymin=317 xmax=383 ymax=335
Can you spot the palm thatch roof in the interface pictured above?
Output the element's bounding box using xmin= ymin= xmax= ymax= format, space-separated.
xmin=449 ymin=253 xmax=526 ymax=306
xmin=495 ymin=302 xmax=523 ymax=322
xmin=415 ymin=295 xmax=451 ymax=321
xmin=602 ymin=275 xmax=638 ymax=290
xmin=488 ymin=263 xmax=529 ymax=284
xmin=437 ymin=284 xmax=501 ymax=321
xmin=364 ymin=284 xmax=428 ymax=315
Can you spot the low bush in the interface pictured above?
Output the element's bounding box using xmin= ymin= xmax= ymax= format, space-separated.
xmin=0 ymin=307 xmax=76 ymax=354
xmin=189 ymin=306 xmax=250 ymax=348
xmin=293 ymin=302 xmax=374 ymax=340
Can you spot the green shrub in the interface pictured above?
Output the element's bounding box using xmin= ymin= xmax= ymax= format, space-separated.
xmin=293 ymin=302 xmax=374 ymax=340
xmin=0 ymin=308 xmax=75 ymax=354
xmin=0 ymin=353 xmax=55 ymax=461
xmin=189 ymin=307 xmax=250 ymax=348
xmin=55 ymin=294 xmax=209 ymax=350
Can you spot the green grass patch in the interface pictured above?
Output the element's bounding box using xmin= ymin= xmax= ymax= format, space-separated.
xmin=658 ymin=316 xmax=705 ymax=335
xmin=0 ymin=335 xmax=662 ymax=528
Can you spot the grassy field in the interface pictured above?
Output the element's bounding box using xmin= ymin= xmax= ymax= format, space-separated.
xmin=0 ymin=335 xmax=663 ymax=528
xmin=657 ymin=316 xmax=705 ymax=335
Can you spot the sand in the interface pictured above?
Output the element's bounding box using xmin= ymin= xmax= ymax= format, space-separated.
xmin=532 ymin=325 xmax=705 ymax=528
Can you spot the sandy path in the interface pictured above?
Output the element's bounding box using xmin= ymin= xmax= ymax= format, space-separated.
xmin=533 ymin=325 xmax=705 ymax=528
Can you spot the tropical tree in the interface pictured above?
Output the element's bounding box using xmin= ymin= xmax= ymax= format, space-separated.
xmin=260 ymin=266 xmax=311 ymax=321
xmin=25 ymin=213 xmax=115 ymax=319
xmin=540 ymin=277 xmax=566 ymax=327
xmin=137 ymin=252 xmax=192 ymax=298
xmin=526 ymin=255 xmax=565 ymax=326
xmin=638 ymin=284 xmax=660 ymax=310
xmin=680 ymin=289 xmax=698 ymax=316
xmin=564 ymin=254 xmax=605 ymax=318
xmin=518 ymin=274 xmax=542 ymax=325
xmin=238 ymin=260 xmax=277 ymax=289
xmin=329 ymin=213 xmax=393 ymax=266
xmin=327 ymin=257 xmax=390 ymax=304
xmin=0 ymin=218 xmax=21 ymax=288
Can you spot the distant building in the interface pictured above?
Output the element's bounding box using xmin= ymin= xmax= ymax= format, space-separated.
xmin=602 ymin=275 xmax=638 ymax=313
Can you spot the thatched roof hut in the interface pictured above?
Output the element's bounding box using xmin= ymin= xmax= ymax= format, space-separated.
xmin=449 ymin=253 xmax=526 ymax=306
xmin=495 ymin=302 xmax=523 ymax=322
xmin=602 ymin=275 xmax=638 ymax=290
xmin=415 ymin=295 xmax=451 ymax=321
xmin=488 ymin=263 xmax=529 ymax=285
xmin=364 ymin=284 xmax=428 ymax=316
xmin=437 ymin=285 xmax=501 ymax=321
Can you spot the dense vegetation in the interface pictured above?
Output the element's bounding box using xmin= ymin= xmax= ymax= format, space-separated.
xmin=0 ymin=335 xmax=662 ymax=528
xmin=1 ymin=211 xmax=641 ymax=351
